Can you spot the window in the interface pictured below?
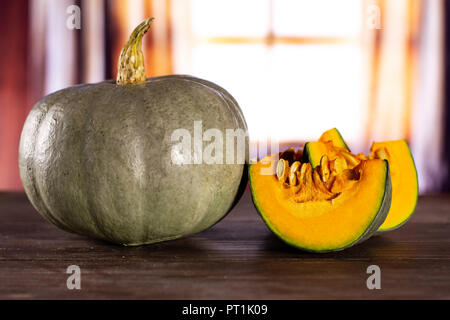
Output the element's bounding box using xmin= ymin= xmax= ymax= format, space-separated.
xmin=172 ymin=0 xmax=366 ymax=145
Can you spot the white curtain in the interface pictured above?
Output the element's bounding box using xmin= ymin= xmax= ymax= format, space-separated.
xmin=365 ymin=0 xmax=445 ymax=192
xmin=411 ymin=0 xmax=445 ymax=192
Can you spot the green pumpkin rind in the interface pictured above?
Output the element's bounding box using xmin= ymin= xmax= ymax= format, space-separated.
xmin=19 ymin=19 xmax=248 ymax=246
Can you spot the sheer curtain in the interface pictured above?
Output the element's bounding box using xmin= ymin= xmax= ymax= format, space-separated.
xmin=29 ymin=0 xmax=172 ymax=97
xmin=410 ymin=0 xmax=445 ymax=193
xmin=0 ymin=0 xmax=446 ymax=192
xmin=364 ymin=0 xmax=445 ymax=192
xmin=173 ymin=0 xmax=446 ymax=192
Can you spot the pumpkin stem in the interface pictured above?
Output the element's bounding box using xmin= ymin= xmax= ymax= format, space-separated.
xmin=116 ymin=18 xmax=154 ymax=85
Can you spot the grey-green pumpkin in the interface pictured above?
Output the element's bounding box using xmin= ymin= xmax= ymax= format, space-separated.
xmin=18 ymin=18 xmax=248 ymax=245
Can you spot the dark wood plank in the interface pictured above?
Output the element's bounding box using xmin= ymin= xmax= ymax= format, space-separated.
xmin=0 ymin=191 xmax=449 ymax=299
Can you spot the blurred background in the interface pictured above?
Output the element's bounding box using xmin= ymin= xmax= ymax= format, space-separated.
xmin=0 ymin=0 xmax=448 ymax=193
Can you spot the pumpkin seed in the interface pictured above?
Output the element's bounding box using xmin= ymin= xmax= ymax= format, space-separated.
xmin=276 ymin=159 xmax=285 ymax=179
xmin=289 ymin=161 xmax=301 ymax=186
xmin=320 ymin=155 xmax=330 ymax=182
xmin=298 ymin=162 xmax=309 ymax=184
xmin=330 ymin=157 xmax=347 ymax=174
xmin=276 ymin=159 xmax=289 ymax=182
xmin=341 ymin=151 xmax=360 ymax=167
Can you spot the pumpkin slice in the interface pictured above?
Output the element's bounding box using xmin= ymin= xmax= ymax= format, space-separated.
xmin=303 ymin=128 xmax=418 ymax=233
xmin=249 ymin=154 xmax=392 ymax=252
xmin=370 ymin=141 xmax=418 ymax=231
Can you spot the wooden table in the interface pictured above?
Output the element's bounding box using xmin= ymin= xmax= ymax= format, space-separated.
xmin=0 ymin=190 xmax=449 ymax=299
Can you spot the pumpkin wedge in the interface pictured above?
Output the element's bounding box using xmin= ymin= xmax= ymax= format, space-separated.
xmin=249 ymin=152 xmax=392 ymax=252
xmin=303 ymin=128 xmax=418 ymax=232
xmin=370 ymin=140 xmax=418 ymax=231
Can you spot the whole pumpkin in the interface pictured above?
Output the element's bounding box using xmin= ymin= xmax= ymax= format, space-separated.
xmin=18 ymin=18 xmax=248 ymax=245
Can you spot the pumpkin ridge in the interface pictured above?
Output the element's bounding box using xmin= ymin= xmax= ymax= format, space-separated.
xmin=19 ymin=102 xmax=65 ymax=231
xmin=32 ymin=104 xmax=82 ymax=233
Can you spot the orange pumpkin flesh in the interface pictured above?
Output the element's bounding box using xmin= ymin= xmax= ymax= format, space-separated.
xmin=304 ymin=129 xmax=418 ymax=232
xmin=319 ymin=128 xmax=350 ymax=150
xmin=249 ymin=154 xmax=391 ymax=252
